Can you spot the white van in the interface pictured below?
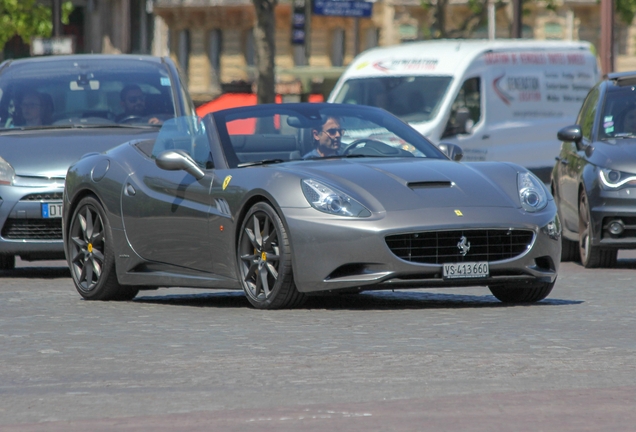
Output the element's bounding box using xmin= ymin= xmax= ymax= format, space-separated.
xmin=328 ymin=39 xmax=600 ymax=181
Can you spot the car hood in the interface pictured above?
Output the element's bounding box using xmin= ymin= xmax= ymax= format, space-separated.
xmin=284 ymin=158 xmax=523 ymax=211
xmin=0 ymin=127 xmax=158 ymax=178
xmin=591 ymin=140 xmax=636 ymax=171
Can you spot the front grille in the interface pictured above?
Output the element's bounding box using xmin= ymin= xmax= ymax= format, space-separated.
xmin=21 ymin=192 xmax=64 ymax=201
xmin=1 ymin=218 xmax=63 ymax=240
xmin=385 ymin=229 xmax=535 ymax=264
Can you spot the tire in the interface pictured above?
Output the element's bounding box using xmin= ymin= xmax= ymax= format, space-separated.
xmin=0 ymin=254 xmax=15 ymax=270
xmin=489 ymin=281 xmax=555 ymax=303
xmin=561 ymin=237 xmax=579 ymax=262
xmin=578 ymin=191 xmax=617 ymax=268
xmin=236 ymin=202 xmax=305 ymax=309
xmin=66 ymin=196 xmax=138 ymax=301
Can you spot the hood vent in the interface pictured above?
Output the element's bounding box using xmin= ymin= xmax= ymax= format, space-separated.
xmin=408 ymin=181 xmax=452 ymax=189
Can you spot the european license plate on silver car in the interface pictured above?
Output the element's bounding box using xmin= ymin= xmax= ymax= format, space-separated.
xmin=41 ymin=202 xmax=63 ymax=218
xmin=443 ymin=261 xmax=489 ymax=279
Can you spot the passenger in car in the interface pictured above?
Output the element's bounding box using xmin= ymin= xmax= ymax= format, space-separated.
xmin=303 ymin=116 xmax=344 ymax=158
xmin=117 ymin=84 xmax=161 ymax=124
xmin=14 ymin=91 xmax=54 ymax=127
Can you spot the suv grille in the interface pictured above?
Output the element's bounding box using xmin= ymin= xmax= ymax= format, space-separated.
xmin=385 ymin=229 xmax=535 ymax=264
xmin=1 ymin=218 xmax=63 ymax=240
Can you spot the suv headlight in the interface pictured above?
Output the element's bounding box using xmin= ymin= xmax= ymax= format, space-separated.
xmin=517 ymin=172 xmax=548 ymax=212
xmin=301 ymin=179 xmax=371 ymax=217
xmin=600 ymin=168 xmax=636 ymax=190
xmin=0 ymin=156 xmax=15 ymax=185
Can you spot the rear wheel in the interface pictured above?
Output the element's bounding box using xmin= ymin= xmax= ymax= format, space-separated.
xmin=0 ymin=254 xmax=15 ymax=270
xmin=237 ymin=202 xmax=305 ymax=309
xmin=67 ymin=196 xmax=138 ymax=301
xmin=578 ymin=191 xmax=617 ymax=268
xmin=489 ymin=281 xmax=555 ymax=303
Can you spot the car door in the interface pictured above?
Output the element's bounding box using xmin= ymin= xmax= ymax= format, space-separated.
xmin=558 ymin=87 xmax=599 ymax=232
xmin=121 ymin=117 xmax=215 ymax=272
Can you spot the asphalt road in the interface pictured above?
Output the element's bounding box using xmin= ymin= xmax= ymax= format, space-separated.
xmin=1 ymin=254 xmax=636 ymax=431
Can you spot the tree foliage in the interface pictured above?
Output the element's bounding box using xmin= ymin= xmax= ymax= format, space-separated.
xmin=616 ymin=0 xmax=636 ymax=25
xmin=0 ymin=0 xmax=74 ymax=51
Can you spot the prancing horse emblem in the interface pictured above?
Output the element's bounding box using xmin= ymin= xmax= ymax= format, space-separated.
xmin=457 ymin=236 xmax=470 ymax=256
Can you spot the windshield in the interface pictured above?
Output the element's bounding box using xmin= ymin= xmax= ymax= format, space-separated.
xmin=0 ymin=56 xmax=176 ymax=130
xmin=211 ymin=103 xmax=447 ymax=168
xmin=332 ymin=76 xmax=452 ymax=123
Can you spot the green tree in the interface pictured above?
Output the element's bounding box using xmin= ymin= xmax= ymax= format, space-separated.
xmin=616 ymin=0 xmax=636 ymax=24
xmin=0 ymin=0 xmax=73 ymax=51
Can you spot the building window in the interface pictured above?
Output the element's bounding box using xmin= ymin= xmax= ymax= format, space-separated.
xmin=208 ymin=29 xmax=222 ymax=74
xmin=178 ymin=29 xmax=190 ymax=75
xmin=331 ymin=28 xmax=345 ymax=67
xmin=365 ymin=28 xmax=379 ymax=50
xmin=245 ymin=30 xmax=255 ymax=66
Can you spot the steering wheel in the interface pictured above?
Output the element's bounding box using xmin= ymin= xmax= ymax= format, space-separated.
xmin=343 ymin=138 xmax=399 ymax=156
xmin=118 ymin=115 xmax=144 ymax=124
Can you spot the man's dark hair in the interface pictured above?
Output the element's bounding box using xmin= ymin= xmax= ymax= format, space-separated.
xmin=120 ymin=84 xmax=143 ymax=101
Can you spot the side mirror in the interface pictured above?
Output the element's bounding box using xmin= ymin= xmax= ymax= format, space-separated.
xmin=557 ymin=125 xmax=582 ymax=144
xmin=155 ymin=150 xmax=205 ymax=180
xmin=438 ymin=142 xmax=464 ymax=161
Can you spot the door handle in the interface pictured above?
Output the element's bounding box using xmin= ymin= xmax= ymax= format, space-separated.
xmin=481 ymin=134 xmax=490 ymax=140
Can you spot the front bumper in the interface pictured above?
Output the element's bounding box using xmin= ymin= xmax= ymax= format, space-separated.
xmin=284 ymin=205 xmax=560 ymax=293
xmin=590 ymin=188 xmax=636 ymax=249
xmin=0 ymin=183 xmax=65 ymax=259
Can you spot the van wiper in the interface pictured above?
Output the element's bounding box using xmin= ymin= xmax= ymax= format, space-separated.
xmin=238 ymin=159 xmax=285 ymax=167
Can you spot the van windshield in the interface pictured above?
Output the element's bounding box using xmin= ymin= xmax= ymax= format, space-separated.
xmin=332 ymin=76 xmax=452 ymax=123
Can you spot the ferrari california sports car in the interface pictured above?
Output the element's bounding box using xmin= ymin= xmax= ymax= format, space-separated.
xmin=0 ymin=54 xmax=195 ymax=270
xmin=553 ymin=71 xmax=636 ymax=268
xmin=63 ymin=103 xmax=561 ymax=309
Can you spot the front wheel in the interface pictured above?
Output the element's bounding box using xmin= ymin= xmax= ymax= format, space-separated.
xmin=578 ymin=191 xmax=617 ymax=268
xmin=489 ymin=281 xmax=555 ymax=303
xmin=66 ymin=196 xmax=138 ymax=301
xmin=236 ymin=202 xmax=305 ymax=309
xmin=0 ymin=254 xmax=15 ymax=271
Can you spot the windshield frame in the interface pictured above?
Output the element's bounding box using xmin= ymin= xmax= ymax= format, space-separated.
xmin=209 ymin=103 xmax=448 ymax=169
xmin=0 ymin=56 xmax=178 ymax=130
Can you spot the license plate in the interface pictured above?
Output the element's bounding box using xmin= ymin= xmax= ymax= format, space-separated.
xmin=443 ymin=261 xmax=489 ymax=279
xmin=41 ymin=202 xmax=63 ymax=218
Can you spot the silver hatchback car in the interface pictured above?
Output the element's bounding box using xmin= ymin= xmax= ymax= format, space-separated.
xmin=0 ymin=54 xmax=195 ymax=270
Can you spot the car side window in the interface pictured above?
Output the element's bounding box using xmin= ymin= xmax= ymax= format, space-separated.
xmin=578 ymin=87 xmax=599 ymax=141
xmin=442 ymin=77 xmax=481 ymax=138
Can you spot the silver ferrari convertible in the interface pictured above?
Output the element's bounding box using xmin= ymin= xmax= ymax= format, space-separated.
xmin=63 ymin=103 xmax=561 ymax=309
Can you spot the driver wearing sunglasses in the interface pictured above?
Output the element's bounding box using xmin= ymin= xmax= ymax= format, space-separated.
xmin=117 ymin=84 xmax=161 ymax=124
xmin=303 ymin=116 xmax=345 ymax=159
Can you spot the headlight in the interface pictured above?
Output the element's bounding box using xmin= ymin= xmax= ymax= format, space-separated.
xmin=599 ymin=168 xmax=636 ymax=189
xmin=517 ymin=172 xmax=548 ymax=212
xmin=301 ymin=179 xmax=371 ymax=217
xmin=0 ymin=156 xmax=15 ymax=185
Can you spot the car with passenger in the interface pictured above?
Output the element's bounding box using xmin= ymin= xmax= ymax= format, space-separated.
xmin=63 ymin=103 xmax=561 ymax=309
xmin=553 ymin=71 xmax=636 ymax=268
xmin=0 ymin=54 xmax=195 ymax=270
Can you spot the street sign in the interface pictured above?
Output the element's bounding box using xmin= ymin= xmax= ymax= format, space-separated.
xmin=313 ymin=0 xmax=373 ymax=18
